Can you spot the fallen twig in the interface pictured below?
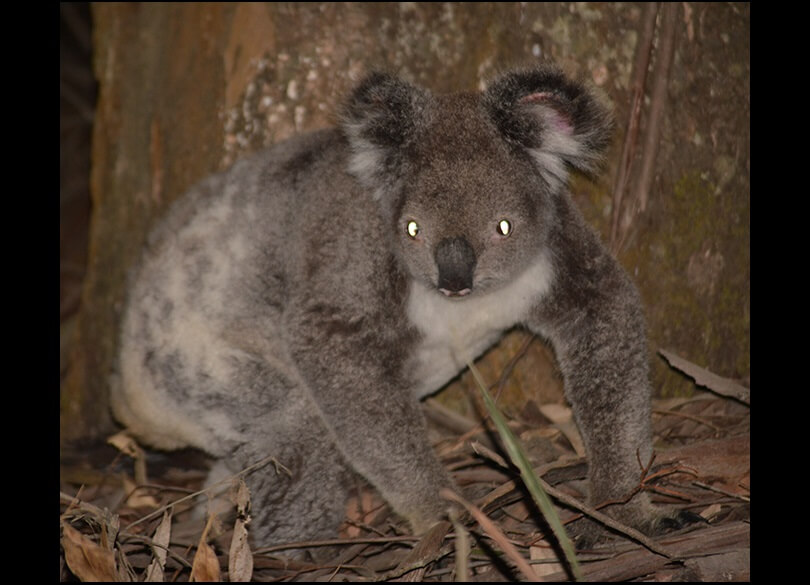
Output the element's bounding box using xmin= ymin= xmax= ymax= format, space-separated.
xmin=531 ymin=477 xmax=674 ymax=559
xmin=441 ymin=489 xmax=541 ymax=582
xmin=692 ymin=481 xmax=750 ymax=503
xmin=540 ymin=521 xmax=749 ymax=582
xmin=384 ymin=520 xmax=453 ymax=581
xmin=124 ymin=454 xmax=284 ymax=531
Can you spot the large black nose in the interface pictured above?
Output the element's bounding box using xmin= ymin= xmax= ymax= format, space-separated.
xmin=435 ymin=237 xmax=476 ymax=296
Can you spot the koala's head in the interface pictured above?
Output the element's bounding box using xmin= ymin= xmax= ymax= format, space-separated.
xmin=341 ymin=65 xmax=613 ymax=298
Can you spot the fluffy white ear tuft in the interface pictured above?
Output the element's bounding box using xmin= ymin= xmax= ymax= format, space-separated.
xmin=340 ymin=72 xmax=433 ymax=200
xmin=484 ymin=65 xmax=614 ymax=191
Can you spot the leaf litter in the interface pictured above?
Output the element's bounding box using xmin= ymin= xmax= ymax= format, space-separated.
xmin=60 ymin=348 xmax=749 ymax=581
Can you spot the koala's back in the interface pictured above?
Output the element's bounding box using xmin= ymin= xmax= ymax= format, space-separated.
xmin=113 ymin=128 xmax=373 ymax=454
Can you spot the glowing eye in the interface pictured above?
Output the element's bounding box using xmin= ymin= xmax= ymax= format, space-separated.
xmin=497 ymin=219 xmax=512 ymax=237
xmin=406 ymin=220 xmax=420 ymax=238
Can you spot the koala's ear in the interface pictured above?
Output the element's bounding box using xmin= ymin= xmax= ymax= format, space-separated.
xmin=341 ymin=72 xmax=432 ymax=198
xmin=483 ymin=65 xmax=614 ymax=189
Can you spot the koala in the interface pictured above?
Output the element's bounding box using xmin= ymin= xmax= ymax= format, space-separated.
xmin=112 ymin=64 xmax=683 ymax=551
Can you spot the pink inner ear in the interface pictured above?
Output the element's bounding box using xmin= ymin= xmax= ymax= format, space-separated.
xmin=518 ymin=91 xmax=555 ymax=104
xmin=519 ymin=92 xmax=573 ymax=134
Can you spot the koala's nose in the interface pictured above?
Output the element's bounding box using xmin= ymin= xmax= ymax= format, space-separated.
xmin=435 ymin=237 xmax=476 ymax=297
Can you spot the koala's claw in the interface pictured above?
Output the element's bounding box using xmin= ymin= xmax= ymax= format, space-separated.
xmin=654 ymin=509 xmax=706 ymax=533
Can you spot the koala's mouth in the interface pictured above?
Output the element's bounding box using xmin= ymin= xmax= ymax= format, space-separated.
xmin=438 ymin=285 xmax=472 ymax=298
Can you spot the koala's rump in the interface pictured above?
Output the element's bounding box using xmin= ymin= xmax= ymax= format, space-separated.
xmin=113 ymin=129 xmax=367 ymax=455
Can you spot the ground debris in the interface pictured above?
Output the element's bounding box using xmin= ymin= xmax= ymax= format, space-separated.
xmin=60 ymin=362 xmax=749 ymax=582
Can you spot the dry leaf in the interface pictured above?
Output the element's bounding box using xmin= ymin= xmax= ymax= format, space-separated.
xmin=536 ymin=403 xmax=572 ymax=425
xmin=107 ymin=431 xmax=142 ymax=459
xmin=191 ymin=542 xmax=221 ymax=583
xmin=657 ymin=435 xmax=750 ymax=488
xmin=230 ymin=478 xmax=251 ymax=515
xmin=530 ymin=542 xmax=564 ymax=578
xmin=538 ymin=403 xmax=585 ymax=456
xmin=191 ymin=513 xmax=221 ymax=582
xmin=62 ymin=522 xmax=118 ymax=582
xmin=700 ymin=503 xmax=724 ymax=521
xmin=343 ymin=486 xmax=380 ymax=537
xmin=344 ymin=496 xmax=362 ymax=537
xmin=190 ymin=541 xmax=220 ymax=582
xmin=228 ymin=479 xmax=253 ymax=582
xmin=122 ymin=476 xmax=159 ymax=509
xmin=145 ymin=510 xmax=172 ymax=582
xmin=228 ymin=518 xmax=253 ymax=582
xmin=659 ymin=349 xmax=750 ymax=405
xmin=107 ymin=431 xmax=148 ymax=484
xmin=359 ymin=488 xmax=378 ymax=524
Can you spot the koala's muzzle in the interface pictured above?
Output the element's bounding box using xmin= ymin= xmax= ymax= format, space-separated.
xmin=435 ymin=237 xmax=476 ymax=297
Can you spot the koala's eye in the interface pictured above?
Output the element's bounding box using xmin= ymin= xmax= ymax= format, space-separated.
xmin=406 ymin=220 xmax=420 ymax=238
xmin=497 ymin=219 xmax=512 ymax=237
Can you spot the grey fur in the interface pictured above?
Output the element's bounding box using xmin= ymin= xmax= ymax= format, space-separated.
xmin=113 ymin=64 xmax=672 ymax=549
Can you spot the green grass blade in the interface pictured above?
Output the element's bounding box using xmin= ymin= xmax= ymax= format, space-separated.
xmin=467 ymin=361 xmax=582 ymax=581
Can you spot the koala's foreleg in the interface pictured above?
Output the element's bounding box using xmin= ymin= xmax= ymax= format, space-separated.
xmin=284 ymin=300 xmax=455 ymax=535
xmin=527 ymin=217 xmax=658 ymax=536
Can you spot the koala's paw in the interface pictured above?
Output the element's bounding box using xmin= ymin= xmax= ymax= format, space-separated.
xmin=651 ymin=508 xmax=706 ymax=534
xmin=399 ymin=484 xmax=474 ymax=537
xmin=568 ymin=505 xmax=705 ymax=551
xmin=566 ymin=516 xmax=613 ymax=550
xmin=405 ymin=500 xmax=457 ymax=535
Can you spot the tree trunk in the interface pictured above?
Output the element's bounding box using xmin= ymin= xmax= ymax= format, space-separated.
xmin=60 ymin=2 xmax=749 ymax=442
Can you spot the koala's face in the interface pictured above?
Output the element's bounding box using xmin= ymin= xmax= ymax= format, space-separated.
xmin=342 ymin=67 xmax=613 ymax=298
xmin=393 ymin=95 xmax=550 ymax=297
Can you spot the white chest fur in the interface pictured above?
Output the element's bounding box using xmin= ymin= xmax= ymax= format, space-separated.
xmin=406 ymin=251 xmax=555 ymax=397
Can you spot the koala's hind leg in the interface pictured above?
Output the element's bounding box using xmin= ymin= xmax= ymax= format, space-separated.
xmin=207 ymin=356 xmax=354 ymax=554
xmin=225 ymin=407 xmax=354 ymax=555
xmin=137 ymin=346 xmax=356 ymax=555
